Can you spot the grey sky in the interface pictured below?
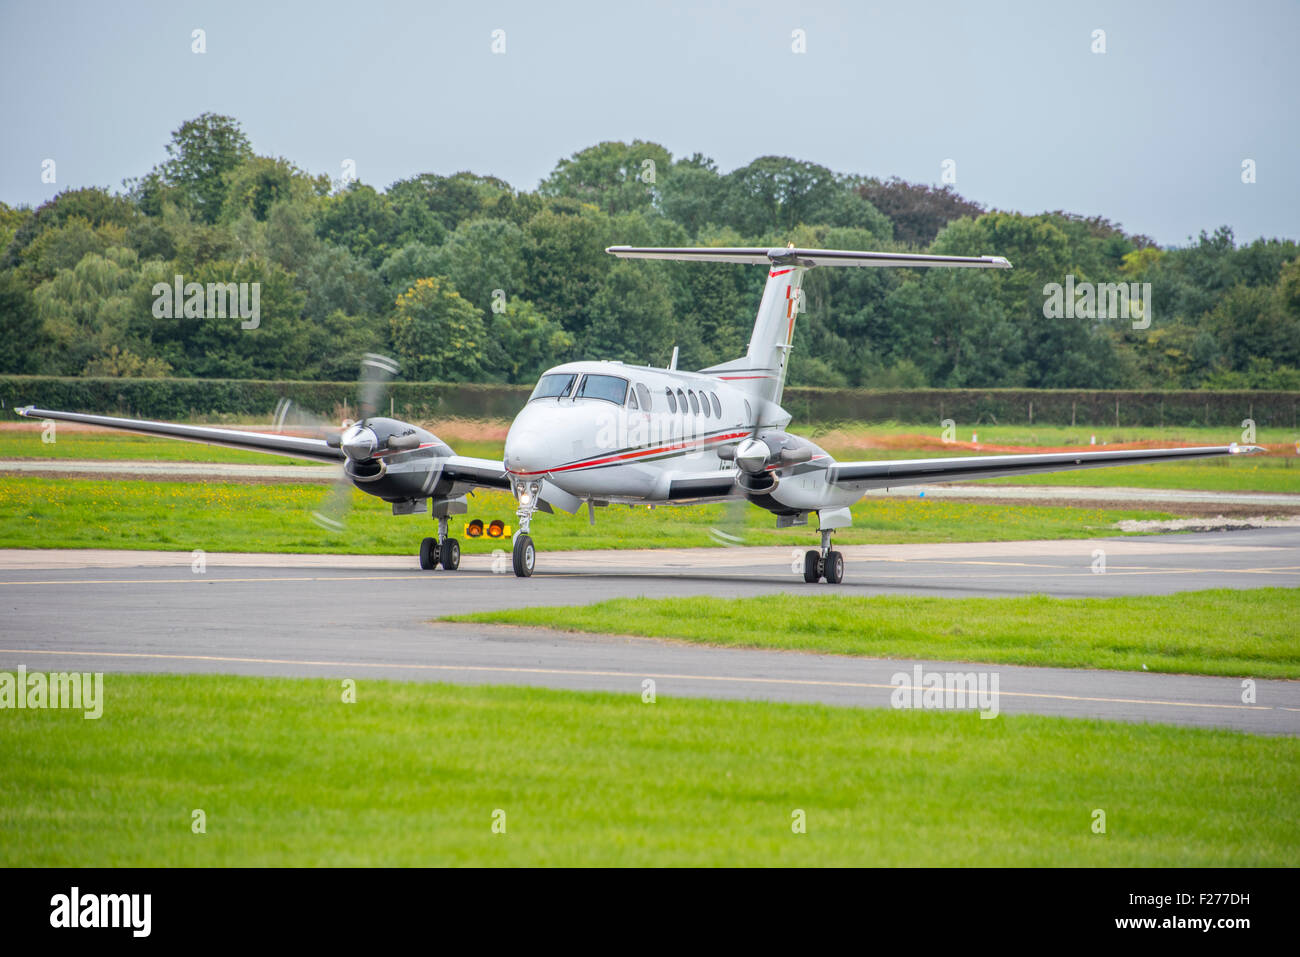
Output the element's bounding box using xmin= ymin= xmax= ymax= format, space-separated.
xmin=2 ymin=0 xmax=1296 ymax=246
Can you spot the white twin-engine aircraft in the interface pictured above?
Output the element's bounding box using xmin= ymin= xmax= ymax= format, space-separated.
xmin=19 ymin=245 xmax=1258 ymax=581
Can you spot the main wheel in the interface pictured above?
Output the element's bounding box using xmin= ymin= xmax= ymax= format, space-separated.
xmin=803 ymin=549 xmax=821 ymax=583
xmin=419 ymin=537 xmax=440 ymax=570
xmin=440 ymin=537 xmax=460 ymax=570
xmin=512 ymin=534 xmax=535 ymax=578
xmin=824 ymin=550 xmax=844 ymax=584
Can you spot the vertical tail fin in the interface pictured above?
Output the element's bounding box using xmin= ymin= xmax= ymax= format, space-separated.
xmin=700 ymin=264 xmax=807 ymax=406
xmin=605 ymin=246 xmax=1011 ymax=408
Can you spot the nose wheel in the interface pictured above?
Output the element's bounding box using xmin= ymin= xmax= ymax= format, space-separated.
xmin=512 ymin=534 xmax=535 ymax=577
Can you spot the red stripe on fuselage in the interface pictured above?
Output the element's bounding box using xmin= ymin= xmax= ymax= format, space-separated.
xmin=507 ymin=430 xmax=752 ymax=477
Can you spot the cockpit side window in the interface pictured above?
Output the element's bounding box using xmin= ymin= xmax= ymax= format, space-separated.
xmin=575 ymin=373 xmax=628 ymax=405
xmin=530 ymin=373 xmax=577 ymax=401
xmin=627 ymin=389 xmax=638 ymax=410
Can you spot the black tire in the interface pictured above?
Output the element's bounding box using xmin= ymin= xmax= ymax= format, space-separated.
xmin=803 ymin=549 xmax=821 ymax=583
xmin=419 ymin=537 xmax=440 ymax=570
xmin=512 ymin=534 xmax=535 ymax=578
xmin=440 ymin=537 xmax=460 ymax=570
xmin=824 ymin=550 xmax=844 ymax=584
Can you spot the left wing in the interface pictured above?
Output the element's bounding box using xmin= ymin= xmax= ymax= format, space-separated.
xmin=16 ymin=406 xmax=344 ymax=463
xmin=829 ymin=445 xmax=1260 ymax=490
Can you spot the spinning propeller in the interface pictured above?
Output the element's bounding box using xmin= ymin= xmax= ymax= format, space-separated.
xmin=269 ymin=353 xmax=402 ymax=532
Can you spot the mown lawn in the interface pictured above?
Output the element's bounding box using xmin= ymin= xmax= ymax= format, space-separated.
xmin=0 ymin=477 xmax=1179 ymax=553
xmin=447 ymin=588 xmax=1300 ymax=678
xmin=1 ymin=675 xmax=1295 ymax=866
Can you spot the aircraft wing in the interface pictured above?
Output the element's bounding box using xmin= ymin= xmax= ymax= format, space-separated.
xmin=828 ymin=445 xmax=1261 ymax=490
xmin=16 ymin=406 xmax=344 ymax=463
xmin=439 ymin=455 xmax=512 ymax=491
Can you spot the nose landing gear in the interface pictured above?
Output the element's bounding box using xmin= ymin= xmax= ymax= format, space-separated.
xmin=512 ymin=482 xmax=539 ymax=577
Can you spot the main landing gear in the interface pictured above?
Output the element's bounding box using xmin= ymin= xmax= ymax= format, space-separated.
xmin=803 ymin=528 xmax=844 ymax=584
xmin=418 ymin=516 xmax=460 ymax=571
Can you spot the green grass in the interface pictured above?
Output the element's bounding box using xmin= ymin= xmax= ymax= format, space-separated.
xmin=447 ymin=589 xmax=1300 ymax=678
xmin=1 ymin=674 xmax=1294 ymax=866
xmin=0 ymin=477 xmax=1179 ymax=553
xmin=0 ymin=430 xmax=319 ymax=464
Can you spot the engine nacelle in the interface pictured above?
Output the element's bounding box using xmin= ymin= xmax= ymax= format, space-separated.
xmin=338 ymin=417 xmax=457 ymax=502
xmin=726 ymin=431 xmax=829 ymax=515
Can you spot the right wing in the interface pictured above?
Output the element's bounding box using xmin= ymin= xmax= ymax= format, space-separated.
xmin=16 ymin=406 xmax=344 ymax=463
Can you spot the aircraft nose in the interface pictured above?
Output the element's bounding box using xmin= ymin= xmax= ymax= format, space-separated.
xmin=505 ymin=427 xmax=547 ymax=474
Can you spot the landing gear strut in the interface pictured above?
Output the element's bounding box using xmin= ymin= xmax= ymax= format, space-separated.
xmin=804 ymin=528 xmax=844 ymax=584
xmin=419 ymin=516 xmax=459 ymax=571
xmin=512 ymin=485 xmax=539 ymax=577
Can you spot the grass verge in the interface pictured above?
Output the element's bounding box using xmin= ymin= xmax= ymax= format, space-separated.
xmin=0 ymin=477 xmax=1178 ymax=553
xmin=446 ymin=589 xmax=1300 ymax=678
xmin=1 ymin=674 xmax=1294 ymax=866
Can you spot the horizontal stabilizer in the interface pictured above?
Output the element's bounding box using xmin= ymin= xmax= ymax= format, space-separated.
xmin=607 ymin=246 xmax=1011 ymax=269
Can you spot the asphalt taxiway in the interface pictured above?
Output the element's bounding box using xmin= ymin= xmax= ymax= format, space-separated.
xmin=1 ymin=529 xmax=1296 ymax=734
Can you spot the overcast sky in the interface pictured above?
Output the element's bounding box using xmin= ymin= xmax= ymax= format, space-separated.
xmin=2 ymin=0 xmax=1296 ymax=246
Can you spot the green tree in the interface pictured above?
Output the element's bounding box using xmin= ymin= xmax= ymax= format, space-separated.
xmin=486 ymin=299 xmax=574 ymax=383
xmin=138 ymin=113 xmax=254 ymax=223
xmin=316 ymin=183 xmax=399 ymax=267
xmin=220 ymin=156 xmax=328 ymax=223
xmin=584 ymin=262 xmax=675 ymax=364
xmin=540 ymin=141 xmax=672 ymax=216
xmin=389 ymin=277 xmax=489 ymax=380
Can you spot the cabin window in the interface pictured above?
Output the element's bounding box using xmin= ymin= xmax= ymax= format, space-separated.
xmin=529 ymin=373 xmax=577 ymax=401
xmin=699 ymin=390 xmax=710 ymax=417
xmin=665 ymin=388 xmax=677 ymax=413
xmin=687 ymin=390 xmax=700 ymax=415
xmin=710 ymin=392 xmax=722 ymax=418
xmin=676 ymin=389 xmax=687 ymax=413
xmin=635 ymin=383 xmax=651 ymax=410
xmin=575 ymin=373 xmax=628 ymax=405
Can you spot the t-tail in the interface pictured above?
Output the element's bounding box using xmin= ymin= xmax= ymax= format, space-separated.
xmin=606 ymin=245 xmax=1011 ymax=407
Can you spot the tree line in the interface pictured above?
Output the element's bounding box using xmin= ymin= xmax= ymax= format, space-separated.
xmin=1 ymin=113 xmax=1297 ymax=390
